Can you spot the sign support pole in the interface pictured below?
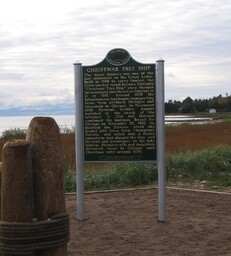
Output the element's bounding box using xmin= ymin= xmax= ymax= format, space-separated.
xmin=156 ymin=59 xmax=166 ymax=222
xmin=74 ymin=62 xmax=85 ymax=221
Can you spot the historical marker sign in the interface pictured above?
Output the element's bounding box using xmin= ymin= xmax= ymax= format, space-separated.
xmin=83 ymin=48 xmax=156 ymax=161
xmin=74 ymin=50 xmax=165 ymax=221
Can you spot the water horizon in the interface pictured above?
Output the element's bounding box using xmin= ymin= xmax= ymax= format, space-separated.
xmin=0 ymin=114 xmax=217 ymax=137
xmin=0 ymin=115 xmax=75 ymax=136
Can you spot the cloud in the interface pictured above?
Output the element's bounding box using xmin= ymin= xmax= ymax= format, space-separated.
xmin=0 ymin=0 xmax=231 ymax=110
xmin=0 ymin=72 xmax=25 ymax=81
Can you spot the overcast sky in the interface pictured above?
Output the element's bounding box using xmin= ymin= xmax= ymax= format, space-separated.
xmin=1 ymin=0 xmax=231 ymax=111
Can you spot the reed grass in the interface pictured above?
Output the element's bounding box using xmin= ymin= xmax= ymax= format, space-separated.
xmin=166 ymin=122 xmax=231 ymax=154
xmin=1 ymin=119 xmax=230 ymax=192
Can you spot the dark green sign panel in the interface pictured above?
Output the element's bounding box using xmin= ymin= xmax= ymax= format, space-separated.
xmin=83 ymin=48 xmax=156 ymax=161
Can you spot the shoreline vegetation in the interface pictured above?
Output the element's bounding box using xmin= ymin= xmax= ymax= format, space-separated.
xmin=0 ymin=113 xmax=230 ymax=193
xmin=165 ymin=94 xmax=231 ymax=113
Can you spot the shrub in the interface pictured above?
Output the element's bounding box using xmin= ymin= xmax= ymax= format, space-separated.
xmin=0 ymin=128 xmax=26 ymax=141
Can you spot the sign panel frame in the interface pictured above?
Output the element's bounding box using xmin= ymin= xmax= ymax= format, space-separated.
xmin=82 ymin=49 xmax=157 ymax=162
xmin=74 ymin=49 xmax=166 ymax=222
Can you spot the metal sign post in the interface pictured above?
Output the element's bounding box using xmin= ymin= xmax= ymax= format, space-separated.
xmin=74 ymin=50 xmax=166 ymax=222
xmin=74 ymin=62 xmax=85 ymax=221
xmin=156 ymin=59 xmax=166 ymax=222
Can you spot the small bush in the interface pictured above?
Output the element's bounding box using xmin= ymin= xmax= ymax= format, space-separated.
xmin=60 ymin=126 xmax=75 ymax=134
xmin=0 ymin=128 xmax=26 ymax=141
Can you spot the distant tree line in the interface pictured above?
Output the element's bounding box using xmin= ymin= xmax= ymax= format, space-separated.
xmin=165 ymin=94 xmax=231 ymax=113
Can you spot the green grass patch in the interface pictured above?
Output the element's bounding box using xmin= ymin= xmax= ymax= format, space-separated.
xmin=167 ymin=145 xmax=231 ymax=189
xmin=84 ymin=163 xmax=158 ymax=191
xmin=64 ymin=145 xmax=231 ymax=192
xmin=65 ymin=163 xmax=158 ymax=193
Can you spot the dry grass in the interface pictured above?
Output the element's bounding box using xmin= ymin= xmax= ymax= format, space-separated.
xmin=1 ymin=122 xmax=230 ymax=166
xmin=166 ymin=122 xmax=231 ymax=154
xmin=60 ymin=121 xmax=231 ymax=168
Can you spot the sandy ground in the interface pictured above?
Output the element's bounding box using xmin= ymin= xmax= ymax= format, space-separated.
xmin=66 ymin=188 xmax=231 ymax=256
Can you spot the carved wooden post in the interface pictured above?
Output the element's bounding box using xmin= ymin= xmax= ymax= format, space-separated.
xmin=1 ymin=141 xmax=34 ymax=222
xmin=1 ymin=140 xmax=34 ymax=255
xmin=26 ymin=117 xmax=66 ymax=256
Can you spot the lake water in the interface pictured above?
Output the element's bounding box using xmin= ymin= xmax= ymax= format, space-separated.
xmin=165 ymin=115 xmax=214 ymax=124
xmin=0 ymin=114 xmax=216 ymax=136
xmin=0 ymin=115 xmax=75 ymax=136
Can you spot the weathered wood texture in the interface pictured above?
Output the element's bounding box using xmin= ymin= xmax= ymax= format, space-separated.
xmin=26 ymin=117 xmax=66 ymax=256
xmin=1 ymin=140 xmax=34 ymax=222
xmin=1 ymin=140 xmax=34 ymax=255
